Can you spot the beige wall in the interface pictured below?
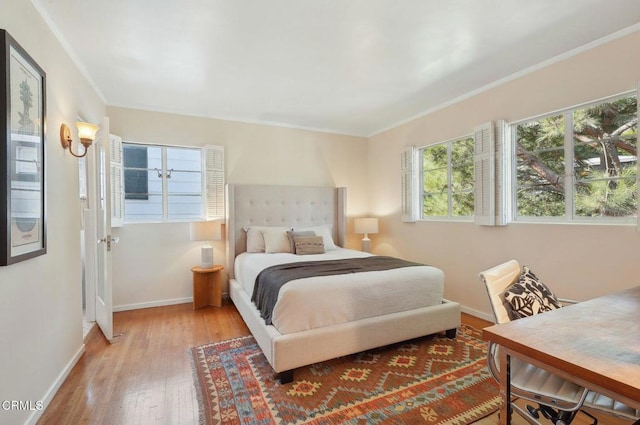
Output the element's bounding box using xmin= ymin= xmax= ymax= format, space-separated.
xmin=3 ymin=5 xmax=638 ymax=422
xmin=368 ymin=30 xmax=640 ymax=320
xmin=106 ymin=107 xmax=368 ymax=309
xmin=0 ymin=1 xmax=105 ymax=424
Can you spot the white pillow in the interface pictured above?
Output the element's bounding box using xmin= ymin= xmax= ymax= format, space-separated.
xmin=263 ymin=229 xmax=292 ymax=253
xmin=293 ymin=224 xmax=338 ymax=250
xmin=243 ymin=226 xmax=291 ymax=253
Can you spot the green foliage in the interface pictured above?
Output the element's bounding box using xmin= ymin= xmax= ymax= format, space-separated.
xmin=517 ymin=95 xmax=637 ymax=219
xmin=422 ymin=137 xmax=474 ymax=217
xmin=575 ymin=167 xmax=637 ymax=217
xmin=516 ymin=187 xmax=565 ymax=217
xmin=422 ymin=144 xmax=448 ymax=216
xmin=421 ymin=95 xmax=637 ymax=221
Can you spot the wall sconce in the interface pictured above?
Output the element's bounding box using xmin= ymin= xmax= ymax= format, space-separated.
xmin=60 ymin=121 xmax=100 ymax=158
xmin=354 ymin=217 xmax=378 ymax=253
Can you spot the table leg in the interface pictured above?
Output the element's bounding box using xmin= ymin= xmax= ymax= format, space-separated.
xmin=498 ymin=349 xmax=511 ymax=425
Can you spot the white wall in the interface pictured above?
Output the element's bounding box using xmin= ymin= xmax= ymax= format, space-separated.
xmin=368 ymin=30 xmax=640 ymax=320
xmin=0 ymin=1 xmax=105 ymax=424
xmin=106 ymin=107 xmax=369 ymax=310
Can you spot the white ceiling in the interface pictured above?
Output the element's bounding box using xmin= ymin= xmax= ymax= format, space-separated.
xmin=33 ymin=0 xmax=640 ymax=137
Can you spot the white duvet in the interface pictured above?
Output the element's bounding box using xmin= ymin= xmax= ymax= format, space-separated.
xmin=234 ymin=248 xmax=445 ymax=334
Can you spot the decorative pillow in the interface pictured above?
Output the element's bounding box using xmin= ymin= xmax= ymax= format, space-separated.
xmin=293 ymin=225 xmax=338 ymax=250
xmin=244 ymin=226 xmax=291 ymax=253
xmin=293 ymin=236 xmax=325 ymax=255
xmin=263 ymin=229 xmax=292 ymax=253
xmin=504 ymin=266 xmax=562 ymax=319
xmin=286 ymin=230 xmax=315 ymax=253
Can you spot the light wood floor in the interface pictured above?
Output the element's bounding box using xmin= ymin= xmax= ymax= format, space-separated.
xmin=37 ymin=303 xmax=630 ymax=425
xmin=38 ymin=302 xmax=250 ymax=425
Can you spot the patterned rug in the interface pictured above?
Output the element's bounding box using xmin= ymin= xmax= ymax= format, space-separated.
xmin=189 ymin=325 xmax=500 ymax=424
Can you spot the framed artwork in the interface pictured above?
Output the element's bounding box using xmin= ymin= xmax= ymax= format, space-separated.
xmin=0 ymin=29 xmax=46 ymax=265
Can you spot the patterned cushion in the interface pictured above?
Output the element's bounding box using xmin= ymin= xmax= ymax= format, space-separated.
xmin=293 ymin=225 xmax=338 ymax=250
xmin=504 ymin=266 xmax=562 ymax=319
xmin=286 ymin=230 xmax=315 ymax=253
xmin=293 ymin=236 xmax=325 ymax=255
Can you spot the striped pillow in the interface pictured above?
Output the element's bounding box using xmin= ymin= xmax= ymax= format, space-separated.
xmin=293 ymin=236 xmax=325 ymax=255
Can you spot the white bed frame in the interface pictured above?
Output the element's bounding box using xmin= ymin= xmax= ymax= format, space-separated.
xmin=226 ymin=184 xmax=461 ymax=383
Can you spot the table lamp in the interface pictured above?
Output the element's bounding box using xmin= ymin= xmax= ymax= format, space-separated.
xmin=354 ymin=217 xmax=378 ymax=253
xmin=190 ymin=220 xmax=222 ymax=268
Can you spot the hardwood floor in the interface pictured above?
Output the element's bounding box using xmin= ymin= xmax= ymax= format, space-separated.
xmin=37 ymin=303 xmax=631 ymax=425
xmin=37 ymin=302 xmax=250 ymax=425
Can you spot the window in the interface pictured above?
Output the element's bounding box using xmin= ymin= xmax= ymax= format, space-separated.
xmin=514 ymin=93 xmax=637 ymax=222
xmin=119 ymin=142 xmax=224 ymax=223
xmin=420 ymin=136 xmax=474 ymax=219
xmin=123 ymin=145 xmax=149 ymax=200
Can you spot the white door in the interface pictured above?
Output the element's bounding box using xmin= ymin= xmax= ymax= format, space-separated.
xmin=94 ymin=118 xmax=115 ymax=341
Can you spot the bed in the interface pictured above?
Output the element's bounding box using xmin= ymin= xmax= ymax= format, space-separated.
xmin=226 ymin=184 xmax=461 ymax=383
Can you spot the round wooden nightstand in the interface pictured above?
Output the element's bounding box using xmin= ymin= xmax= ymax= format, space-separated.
xmin=191 ymin=265 xmax=224 ymax=309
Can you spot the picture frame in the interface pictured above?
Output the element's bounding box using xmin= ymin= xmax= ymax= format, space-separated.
xmin=0 ymin=29 xmax=46 ymax=265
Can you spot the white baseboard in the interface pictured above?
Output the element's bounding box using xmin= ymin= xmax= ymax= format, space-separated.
xmin=25 ymin=343 xmax=86 ymax=425
xmin=113 ymin=293 xmax=231 ymax=312
xmin=113 ymin=297 xmax=192 ymax=312
xmin=460 ymin=305 xmax=495 ymax=323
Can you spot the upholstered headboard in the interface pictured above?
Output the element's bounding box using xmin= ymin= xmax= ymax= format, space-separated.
xmin=225 ymin=184 xmax=347 ymax=278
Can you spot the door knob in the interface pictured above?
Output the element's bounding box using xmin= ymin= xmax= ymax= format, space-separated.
xmin=97 ymin=235 xmax=119 ymax=251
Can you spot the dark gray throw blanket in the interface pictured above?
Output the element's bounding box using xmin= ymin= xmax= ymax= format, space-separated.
xmin=251 ymin=256 xmax=424 ymax=326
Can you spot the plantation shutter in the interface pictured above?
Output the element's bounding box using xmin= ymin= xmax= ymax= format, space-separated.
xmin=494 ymin=120 xmax=508 ymax=226
xmin=474 ymin=122 xmax=495 ymax=226
xmin=401 ymin=145 xmax=417 ymax=223
xmin=110 ymin=134 xmax=124 ymax=228
xmin=204 ymin=145 xmax=225 ymax=219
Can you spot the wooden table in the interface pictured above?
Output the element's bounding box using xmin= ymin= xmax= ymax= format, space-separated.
xmin=483 ymin=286 xmax=640 ymax=425
xmin=191 ymin=265 xmax=224 ymax=309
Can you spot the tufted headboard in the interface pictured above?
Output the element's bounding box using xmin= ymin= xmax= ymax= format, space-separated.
xmin=225 ymin=184 xmax=347 ymax=278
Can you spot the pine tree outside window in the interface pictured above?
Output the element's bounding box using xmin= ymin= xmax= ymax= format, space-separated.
xmin=513 ymin=93 xmax=637 ymax=222
xmin=420 ymin=136 xmax=475 ymax=219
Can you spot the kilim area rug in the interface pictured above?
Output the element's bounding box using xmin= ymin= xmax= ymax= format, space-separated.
xmin=189 ymin=324 xmax=500 ymax=424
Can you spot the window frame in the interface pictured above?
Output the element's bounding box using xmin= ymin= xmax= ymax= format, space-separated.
xmin=418 ymin=134 xmax=475 ymax=221
xmin=121 ymin=141 xmax=206 ymax=224
xmin=510 ymin=90 xmax=638 ymax=225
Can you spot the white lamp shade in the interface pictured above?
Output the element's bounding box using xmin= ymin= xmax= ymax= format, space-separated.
xmin=75 ymin=121 xmax=100 ymax=142
xmin=190 ymin=221 xmax=222 ymax=242
xmin=190 ymin=221 xmax=221 ymax=268
xmin=354 ymin=218 xmax=378 ymax=235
